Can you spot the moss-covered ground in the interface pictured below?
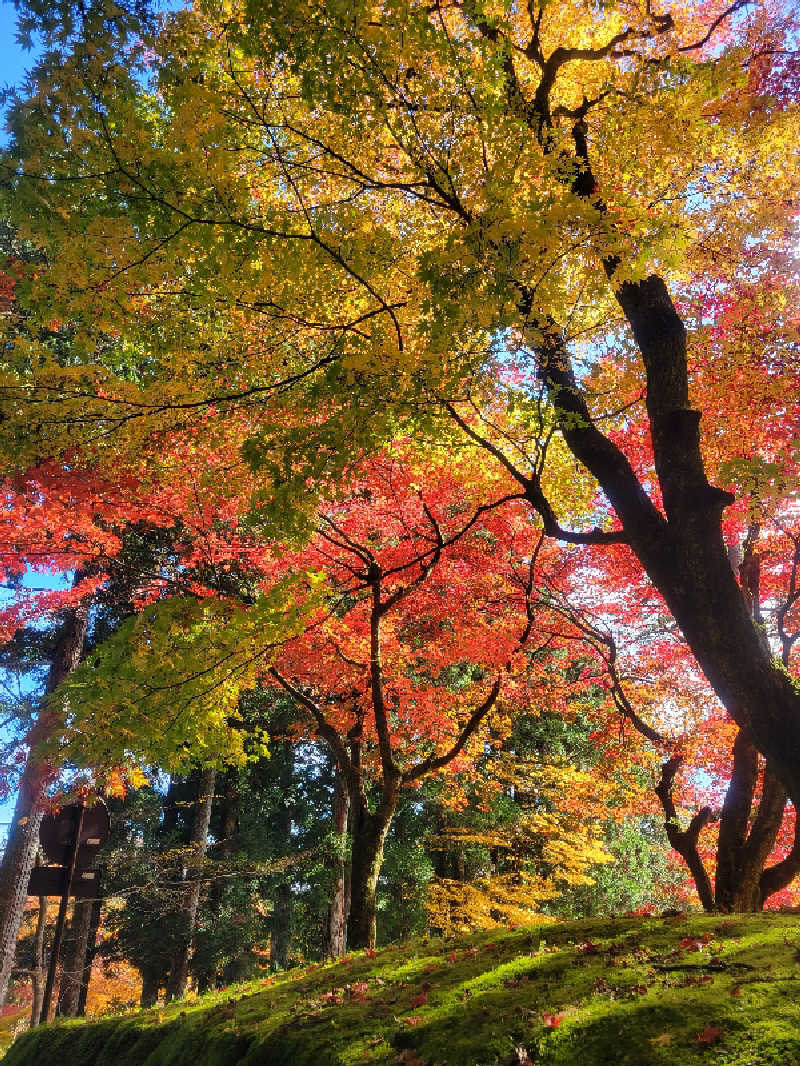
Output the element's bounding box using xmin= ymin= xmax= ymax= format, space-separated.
xmin=4 ymin=913 xmax=800 ymax=1066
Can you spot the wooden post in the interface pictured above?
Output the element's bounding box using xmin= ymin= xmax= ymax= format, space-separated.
xmin=40 ymin=803 xmax=84 ymax=1023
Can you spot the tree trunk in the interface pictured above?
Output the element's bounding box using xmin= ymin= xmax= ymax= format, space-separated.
xmin=658 ymin=734 xmax=796 ymax=913
xmin=655 ymin=755 xmax=715 ymax=912
xmin=269 ymin=882 xmax=292 ymax=971
xmin=164 ymin=766 xmax=215 ymax=1002
xmin=322 ymin=766 xmax=351 ymax=960
xmin=76 ymin=892 xmax=102 ymax=1017
xmin=140 ymin=967 xmax=160 ymax=1009
xmin=347 ymin=793 xmax=396 ymax=951
xmin=194 ymin=773 xmax=238 ymax=992
xmin=0 ymin=600 xmax=90 ymax=1008
xmin=56 ymin=898 xmax=93 ymax=1017
xmin=30 ymin=895 xmax=47 ymax=1027
xmin=269 ymin=737 xmax=294 ymax=971
xmin=522 ymin=104 xmax=800 ymax=807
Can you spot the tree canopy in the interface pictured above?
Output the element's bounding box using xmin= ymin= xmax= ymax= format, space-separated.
xmin=0 ymin=0 xmax=799 ymax=1002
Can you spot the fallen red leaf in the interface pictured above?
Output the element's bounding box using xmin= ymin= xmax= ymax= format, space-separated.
xmin=697 ymin=1025 xmax=722 ymax=1044
xmin=543 ymin=1012 xmax=565 ymax=1028
xmin=409 ymin=990 xmax=428 ymax=1009
xmin=679 ymin=937 xmax=706 ymax=952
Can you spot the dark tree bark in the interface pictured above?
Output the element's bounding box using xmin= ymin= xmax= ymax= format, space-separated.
xmin=140 ymin=967 xmax=160 ymax=1009
xmin=76 ymin=892 xmax=102 ymax=1017
xmin=451 ymin=24 xmax=800 ymax=812
xmin=195 ymin=772 xmax=239 ymax=992
xmin=712 ymin=732 xmax=789 ymax=912
xmin=651 ymin=532 xmax=798 ymax=911
xmin=347 ymin=786 xmax=398 ymax=951
xmin=164 ymin=765 xmax=215 ymax=1002
xmin=29 ymin=894 xmax=47 ymax=1027
xmin=0 ymin=599 xmax=90 ymax=1008
xmin=656 ymin=743 xmax=798 ymax=913
xmin=322 ymin=765 xmax=350 ymax=961
xmin=56 ymin=895 xmax=97 ymax=1019
xmin=655 ymin=755 xmax=715 ymax=912
xmin=269 ymin=882 xmax=292 ymax=972
xmin=56 ymin=898 xmax=93 ymax=1017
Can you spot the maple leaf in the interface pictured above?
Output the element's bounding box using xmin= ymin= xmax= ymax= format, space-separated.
xmin=697 ymin=1025 xmax=723 ymax=1044
xmin=409 ymin=989 xmax=428 ymax=1009
xmin=679 ymin=937 xmax=706 ymax=952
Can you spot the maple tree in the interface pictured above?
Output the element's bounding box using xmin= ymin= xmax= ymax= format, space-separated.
xmin=84 ymin=444 xmax=596 ymax=949
xmin=0 ymin=0 xmax=798 ymax=823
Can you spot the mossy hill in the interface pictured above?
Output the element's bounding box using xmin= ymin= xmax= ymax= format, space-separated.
xmin=5 ymin=914 xmax=800 ymax=1066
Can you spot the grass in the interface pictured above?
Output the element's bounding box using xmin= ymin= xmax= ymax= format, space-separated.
xmin=3 ymin=913 xmax=800 ymax=1066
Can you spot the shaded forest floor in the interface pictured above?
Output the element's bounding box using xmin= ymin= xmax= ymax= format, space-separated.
xmin=3 ymin=913 xmax=800 ymax=1066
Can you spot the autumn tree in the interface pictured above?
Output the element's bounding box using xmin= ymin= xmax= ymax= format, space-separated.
xmin=254 ymin=450 xmax=579 ymax=948
xmin=1 ymin=0 xmax=799 ymax=901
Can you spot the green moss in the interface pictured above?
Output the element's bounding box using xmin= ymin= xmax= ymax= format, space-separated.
xmin=4 ymin=914 xmax=800 ymax=1066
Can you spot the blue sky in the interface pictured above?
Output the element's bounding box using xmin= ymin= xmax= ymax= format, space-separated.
xmin=0 ymin=1 xmax=37 ymax=86
xmin=0 ymin=0 xmax=40 ymax=144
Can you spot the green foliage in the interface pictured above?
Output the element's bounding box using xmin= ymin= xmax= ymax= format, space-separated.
xmin=545 ymin=819 xmax=686 ymax=920
xmin=54 ymin=577 xmax=324 ymax=773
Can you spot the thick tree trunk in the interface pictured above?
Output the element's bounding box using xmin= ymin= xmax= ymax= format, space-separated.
xmin=322 ymin=766 xmax=351 ymax=960
xmin=140 ymin=967 xmax=160 ymax=1009
xmin=56 ymin=898 xmax=93 ymax=1017
xmin=658 ymin=732 xmax=796 ymax=912
xmin=542 ymin=275 xmax=800 ymax=808
xmin=0 ymin=601 xmax=90 ymax=1009
xmin=347 ymin=795 xmax=396 ymax=951
xmin=520 ymin=90 xmax=800 ymax=808
xmin=30 ymin=895 xmax=47 ymax=1027
xmin=164 ymin=766 xmax=215 ymax=1002
xmin=712 ymin=731 xmax=791 ymax=911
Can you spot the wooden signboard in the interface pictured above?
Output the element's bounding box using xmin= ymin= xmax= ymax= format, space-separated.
xmin=26 ymin=800 xmax=110 ymax=1024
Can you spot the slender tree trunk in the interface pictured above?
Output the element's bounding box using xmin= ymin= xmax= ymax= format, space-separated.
xmin=164 ymin=766 xmax=215 ymax=1002
xmin=56 ymin=898 xmax=93 ymax=1017
xmin=29 ymin=895 xmax=47 ymax=1027
xmin=323 ymin=766 xmax=351 ymax=960
xmin=76 ymin=892 xmax=102 ymax=1017
xmin=269 ymin=738 xmax=294 ymax=970
xmin=195 ymin=773 xmax=238 ymax=992
xmin=655 ymin=756 xmax=715 ymax=911
xmin=269 ymin=883 xmax=292 ymax=972
xmin=0 ymin=600 xmax=90 ymax=1008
